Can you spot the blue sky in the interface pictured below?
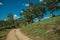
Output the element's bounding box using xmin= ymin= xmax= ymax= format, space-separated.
xmin=0 ymin=0 xmax=60 ymax=20
xmin=0 ymin=0 xmax=40 ymax=20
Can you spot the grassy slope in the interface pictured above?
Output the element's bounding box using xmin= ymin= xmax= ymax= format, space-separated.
xmin=21 ymin=16 xmax=60 ymax=40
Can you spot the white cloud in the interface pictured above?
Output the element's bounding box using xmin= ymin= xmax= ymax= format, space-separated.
xmin=25 ymin=4 xmax=29 ymax=7
xmin=4 ymin=19 xmax=7 ymax=21
xmin=20 ymin=10 xmax=23 ymax=13
xmin=23 ymin=3 xmax=29 ymax=7
xmin=14 ymin=14 xmax=19 ymax=19
xmin=0 ymin=2 xmax=3 ymax=5
xmin=39 ymin=0 xmax=43 ymax=2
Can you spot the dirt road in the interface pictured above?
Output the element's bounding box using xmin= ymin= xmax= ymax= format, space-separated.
xmin=6 ymin=29 xmax=32 ymax=40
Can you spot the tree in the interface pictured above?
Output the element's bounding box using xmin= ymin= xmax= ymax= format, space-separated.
xmin=36 ymin=3 xmax=46 ymax=21
xmin=43 ymin=0 xmax=60 ymax=17
xmin=28 ymin=2 xmax=46 ymax=21
xmin=7 ymin=13 xmax=14 ymax=26
xmin=21 ymin=9 xmax=34 ymax=24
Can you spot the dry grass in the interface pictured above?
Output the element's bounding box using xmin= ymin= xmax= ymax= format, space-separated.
xmin=21 ymin=16 xmax=60 ymax=40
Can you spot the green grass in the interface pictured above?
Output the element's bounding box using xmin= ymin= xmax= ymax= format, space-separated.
xmin=33 ymin=16 xmax=60 ymax=25
xmin=0 ymin=31 xmax=6 ymax=38
xmin=0 ymin=29 xmax=10 ymax=40
xmin=21 ymin=16 xmax=60 ymax=40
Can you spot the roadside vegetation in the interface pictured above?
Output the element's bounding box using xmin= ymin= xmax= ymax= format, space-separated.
xmin=21 ymin=16 xmax=60 ymax=40
xmin=0 ymin=29 xmax=10 ymax=40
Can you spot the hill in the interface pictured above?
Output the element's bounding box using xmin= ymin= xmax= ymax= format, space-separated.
xmin=21 ymin=16 xmax=60 ymax=40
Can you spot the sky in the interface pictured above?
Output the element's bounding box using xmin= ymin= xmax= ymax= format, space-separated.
xmin=0 ymin=0 xmax=60 ymax=20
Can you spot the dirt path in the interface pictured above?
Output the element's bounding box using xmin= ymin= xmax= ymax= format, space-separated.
xmin=6 ymin=29 xmax=32 ymax=40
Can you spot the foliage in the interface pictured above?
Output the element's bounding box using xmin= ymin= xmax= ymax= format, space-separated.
xmin=43 ymin=0 xmax=60 ymax=17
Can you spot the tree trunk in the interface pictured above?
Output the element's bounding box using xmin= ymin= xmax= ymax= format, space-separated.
xmin=39 ymin=19 xmax=40 ymax=21
xmin=50 ymin=12 xmax=55 ymax=17
xmin=38 ymin=18 xmax=40 ymax=21
xmin=31 ymin=19 xmax=34 ymax=23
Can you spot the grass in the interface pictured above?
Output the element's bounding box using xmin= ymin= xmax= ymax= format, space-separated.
xmin=0 ymin=29 xmax=10 ymax=40
xmin=0 ymin=31 xmax=6 ymax=38
xmin=21 ymin=16 xmax=60 ymax=40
